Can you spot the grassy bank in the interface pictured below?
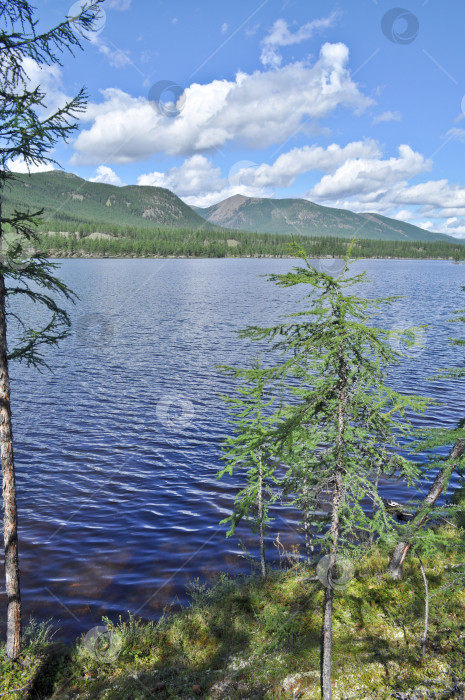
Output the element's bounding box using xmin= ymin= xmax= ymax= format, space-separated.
xmin=2 ymin=527 xmax=465 ymax=699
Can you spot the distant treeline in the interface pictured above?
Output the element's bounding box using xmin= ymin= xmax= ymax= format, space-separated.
xmin=30 ymin=220 xmax=465 ymax=260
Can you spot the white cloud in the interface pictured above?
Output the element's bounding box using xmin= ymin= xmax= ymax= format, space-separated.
xmin=20 ymin=57 xmax=71 ymax=117
xmin=394 ymin=209 xmax=414 ymax=221
xmin=106 ymin=0 xmax=131 ymax=8
xmin=260 ymin=13 xmax=339 ymax=68
xmin=137 ymin=155 xmax=268 ymax=207
xmin=7 ymin=158 xmax=55 ymax=174
xmin=437 ymin=218 xmax=465 ymax=237
xmin=396 ymin=180 xmax=465 ymax=208
xmin=72 ymin=43 xmax=373 ymax=164
xmin=221 ymin=23 xmax=228 ymax=34
xmin=97 ymin=41 xmax=132 ymax=68
xmin=301 ymin=144 xmax=465 ymax=237
xmin=138 ymin=155 xmax=222 ymax=196
xmin=372 ymin=111 xmax=402 ymax=125
xmin=89 ymin=165 xmax=125 ymax=186
xmin=244 ymin=140 xmax=380 ymax=189
xmin=136 ymin=140 xmax=379 ymax=208
xmin=132 ymin=142 xmax=465 ymax=236
xmin=309 ymin=145 xmax=431 ymax=201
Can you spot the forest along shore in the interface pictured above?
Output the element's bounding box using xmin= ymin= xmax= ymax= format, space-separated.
xmin=30 ymin=226 xmax=465 ymax=261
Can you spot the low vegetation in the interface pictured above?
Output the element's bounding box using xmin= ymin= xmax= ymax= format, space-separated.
xmin=1 ymin=526 xmax=465 ymax=699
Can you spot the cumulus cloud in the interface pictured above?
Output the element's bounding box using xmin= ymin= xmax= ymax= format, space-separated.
xmin=309 ymin=145 xmax=431 ymax=201
xmin=243 ymin=140 xmax=380 ymax=189
xmin=133 ymin=140 xmax=465 ymax=235
xmin=138 ymin=156 xmax=222 ymax=196
xmin=137 ymin=155 xmax=268 ymax=207
xmin=20 ymin=57 xmax=72 ymax=116
xmin=302 ymin=144 xmax=465 ymax=237
xmin=89 ymin=165 xmax=125 ymax=186
xmin=136 ymin=140 xmax=380 ymax=208
xmin=260 ymin=13 xmax=340 ymax=68
xmin=394 ymin=209 xmax=414 ymax=221
xmin=7 ymin=158 xmax=55 ymax=174
xmin=72 ymin=42 xmax=373 ymax=164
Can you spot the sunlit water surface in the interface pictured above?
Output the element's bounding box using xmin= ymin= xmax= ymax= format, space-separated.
xmin=2 ymin=257 xmax=464 ymax=641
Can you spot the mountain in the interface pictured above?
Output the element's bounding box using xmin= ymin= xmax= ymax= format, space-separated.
xmin=2 ymin=170 xmax=213 ymax=231
xmin=194 ymin=194 xmax=455 ymax=243
xmin=2 ymin=172 xmax=460 ymax=246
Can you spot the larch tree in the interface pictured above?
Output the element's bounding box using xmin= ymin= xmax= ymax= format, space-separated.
xmin=237 ymin=245 xmax=430 ymax=700
xmin=0 ymin=0 xmax=103 ymax=660
xmin=217 ymin=356 xmax=279 ymax=578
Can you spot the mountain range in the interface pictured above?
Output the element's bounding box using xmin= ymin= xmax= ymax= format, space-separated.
xmin=1 ymin=170 xmax=460 ymax=245
xmin=194 ymin=194 xmax=454 ymax=243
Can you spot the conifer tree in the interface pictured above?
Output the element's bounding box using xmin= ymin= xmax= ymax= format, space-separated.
xmin=236 ymin=245 xmax=430 ymax=700
xmin=0 ymin=0 xmax=103 ymax=659
xmin=217 ymin=356 xmax=279 ymax=578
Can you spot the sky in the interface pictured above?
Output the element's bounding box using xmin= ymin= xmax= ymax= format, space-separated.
xmin=9 ymin=0 xmax=465 ymax=237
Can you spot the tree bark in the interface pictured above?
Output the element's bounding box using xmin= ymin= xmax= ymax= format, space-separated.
xmin=257 ymin=448 xmax=266 ymax=579
xmin=0 ymin=266 xmax=22 ymax=659
xmin=387 ymin=438 xmax=465 ymax=580
xmin=417 ymin=554 xmax=429 ymax=657
xmin=303 ymin=479 xmax=313 ymax=566
xmin=321 ymin=469 xmax=343 ymax=700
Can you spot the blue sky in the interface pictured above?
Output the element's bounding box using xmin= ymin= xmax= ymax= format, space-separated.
xmin=10 ymin=0 xmax=465 ymax=236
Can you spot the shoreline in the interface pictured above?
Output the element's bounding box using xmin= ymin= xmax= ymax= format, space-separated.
xmin=2 ymin=535 xmax=464 ymax=699
xmin=45 ymin=253 xmax=462 ymax=262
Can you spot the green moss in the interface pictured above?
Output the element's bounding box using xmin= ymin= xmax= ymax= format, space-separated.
xmin=2 ymin=531 xmax=465 ymax=698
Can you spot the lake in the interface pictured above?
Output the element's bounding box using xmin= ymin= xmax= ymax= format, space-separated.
xmin=3 ymin=257 xmax=465 ymax=642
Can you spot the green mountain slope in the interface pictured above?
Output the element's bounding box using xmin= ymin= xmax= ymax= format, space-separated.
xmin=194 ymin=194 xmax=456 ymax=243
xmin=2 ymin=172 xmax=461 ymax=246
xmin=2 ymin=170 xmax=212 ymax=230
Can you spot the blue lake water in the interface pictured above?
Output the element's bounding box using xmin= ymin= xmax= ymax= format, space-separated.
xmin=2 ymin=257 xmax=465 ymax=642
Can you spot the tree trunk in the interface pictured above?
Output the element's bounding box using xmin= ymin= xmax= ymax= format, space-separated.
xmin=303 ymin=477 xmax=313 ymax=565
xmin=321 ymin=342 xmax=347 ymax=700
xmin=0 ymin=267 xmax=22 ymax=659
xmin=321 ymin=469 xmax=343 ymax=700
xmin=257 ymin=448 xmax=266 ymax=578
xmin=369 ymin=464 xmax=381 ymax=547
xmin=321 ymin=581 xmax=334 ymax=699
xmin=387 ymin=438 xmax=465 ymax=580
xmin=417 ymin=554 xmax=429 ymax=657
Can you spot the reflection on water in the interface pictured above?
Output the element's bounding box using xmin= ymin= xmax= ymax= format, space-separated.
xmin=1 ymin=258 xmax=464 ymax=642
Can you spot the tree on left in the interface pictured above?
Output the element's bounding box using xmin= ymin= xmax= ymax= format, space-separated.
xmin=0 ymin=0 xmax=104 ymax=660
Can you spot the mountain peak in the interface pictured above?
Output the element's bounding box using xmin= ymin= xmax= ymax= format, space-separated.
xmin=197 ymin=194 xmax=454 ymax=243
